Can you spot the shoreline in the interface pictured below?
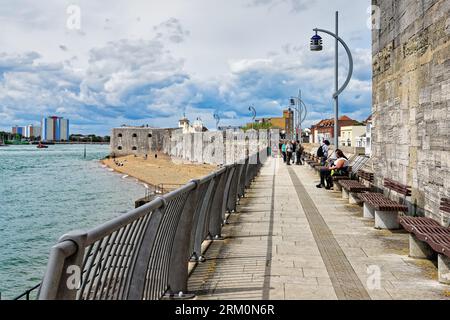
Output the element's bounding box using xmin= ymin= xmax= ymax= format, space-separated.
xmin=100 ymin=153 xmax=217 ymax=193
xmin=100 ymin=160 xmax=155 ymax=191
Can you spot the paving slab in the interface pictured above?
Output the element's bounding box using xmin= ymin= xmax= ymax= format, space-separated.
xmin=188 ymin=158 xmax=450 ymax=300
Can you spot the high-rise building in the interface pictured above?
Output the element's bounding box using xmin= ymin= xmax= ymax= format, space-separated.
xmin=12 ymin=126 xmax=25 ymax=136
xmin=26 ymin=125 xmax=41 ymax=138
xmin=41 ymin=116 xmax=70 ymax=142
xmin=12 ymin=125 xmax=41 ymax=138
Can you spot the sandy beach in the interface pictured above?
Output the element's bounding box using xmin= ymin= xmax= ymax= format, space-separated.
xmin=102 ymin=153 xmax=217 ymax=189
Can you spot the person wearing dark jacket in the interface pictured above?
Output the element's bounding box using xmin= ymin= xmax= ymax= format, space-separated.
xmin=296 ymin=141 xmax=304 ymax=165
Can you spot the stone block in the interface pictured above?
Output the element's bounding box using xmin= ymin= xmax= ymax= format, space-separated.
xmin=438 ymin=254 xmax=450 ymax=285
xmin=409 ymin=234 xmax=435 ymax=259
xmin=363 ymin=203 xmax=375 ymax=219
xmin=375 ymin=210 xmax=400 ymax=230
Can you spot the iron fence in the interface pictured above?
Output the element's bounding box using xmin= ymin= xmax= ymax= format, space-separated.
xmin=34 ymin=150 xmax=265 ymax=300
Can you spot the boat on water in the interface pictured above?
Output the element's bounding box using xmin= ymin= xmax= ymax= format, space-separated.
xmin=37 ymin=142 xmax=48 ymax=149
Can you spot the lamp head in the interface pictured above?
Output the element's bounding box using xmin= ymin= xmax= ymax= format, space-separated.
xmin=310 ymin=32 xmax=323 ymax=51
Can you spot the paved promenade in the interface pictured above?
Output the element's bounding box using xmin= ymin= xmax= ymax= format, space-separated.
xmin=188 ymin=158 xmax=450 ymax=300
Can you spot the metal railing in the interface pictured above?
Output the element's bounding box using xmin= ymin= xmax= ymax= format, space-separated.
xmin=35 ymin=150 xmax=266 ymax=300
xmin=13 ymin=284 xmax=41 ymax=300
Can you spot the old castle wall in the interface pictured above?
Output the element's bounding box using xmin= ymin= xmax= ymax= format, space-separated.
xmin=372 ymin=0 xmax=450 ymax=224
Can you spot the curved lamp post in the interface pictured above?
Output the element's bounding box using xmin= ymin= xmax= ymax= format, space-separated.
xmin=213 ymin=112 xmax=221 ymax=130
xmin=310 ymin=11 xmax=353 ymax=147
xmin=290 ymin=90 xmax=308 ymax=141
xmin=248 ymin=105 xmax=256 ymax=130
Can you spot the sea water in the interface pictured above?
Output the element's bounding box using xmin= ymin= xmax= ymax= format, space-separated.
xmin=0 ymin=144 xmax=146 ymax=299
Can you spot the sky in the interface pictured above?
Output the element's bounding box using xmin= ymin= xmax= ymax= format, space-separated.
xmin=0 ymin=0 xmax=373 ymax=135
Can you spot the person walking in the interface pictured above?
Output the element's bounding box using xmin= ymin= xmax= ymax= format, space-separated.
xmin=296 ymin=141 xmax=304 ymax=165
xmin=291 ymin=140 xmax=297 ymax=164
xmin=286 ymin=141 xmax=294 ymax=166
xmin=281 ymin=142 xmax=287 ymax=163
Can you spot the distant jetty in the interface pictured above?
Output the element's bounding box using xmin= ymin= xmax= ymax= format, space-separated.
xmin=30 ymin=141 xmax=109 ymax=145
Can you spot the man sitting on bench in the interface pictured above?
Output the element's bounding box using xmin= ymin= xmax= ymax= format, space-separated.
xmin=316 ymin=149 xmax=349 ymax=190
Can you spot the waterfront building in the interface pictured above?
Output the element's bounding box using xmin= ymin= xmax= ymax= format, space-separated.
xmin=11 ymin=126 xmax=25 ymax=136
xmin=310 ymin=116 xmax=361 ymax=145
xmin=254 ymin=109 xmax=295 ymax=139
xmin=12 ymin=125 xmax=41 ymax=138
xmin=41 ymin=117 xmax=69 ymax=142
xmin=110 ymin=126 xmax=177 ymax=156
xmin=178 ymin=116 xmax=208 ymax=134
xmin=339 ymin=125 xmax=366 ymax=147
xmin=355 ymin=115 xmax=372 ymax=157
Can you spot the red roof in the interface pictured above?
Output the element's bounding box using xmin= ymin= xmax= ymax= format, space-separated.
xmin=339 ymin=115 xmax=353 ymax=121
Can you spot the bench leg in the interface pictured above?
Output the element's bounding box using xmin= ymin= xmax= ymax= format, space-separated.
xmin=375 ymin=211 xmax=400 ymax=230
xmin=438 ymin=254 xmax=450 ymax=285
xmin=334 ymin=183 xmax=342 ymax=192
xmin=349 ymin=193 xmax=362 ymax=205
xmin=409 ymin=234 xmax=434 ymax=259
xmin=342 ymin=188 xmax=349 ymax=200
xmin=363 ymin=203 xmax=375 ymax=219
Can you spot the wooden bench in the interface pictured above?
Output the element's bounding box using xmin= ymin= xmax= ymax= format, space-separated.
xmin=399 ymin=214 xmax=450 ymax=284
xmin=339 ymin=170 xmax=374 ymax=205
xmin=358 ymin=179 xmax=411 ymax=230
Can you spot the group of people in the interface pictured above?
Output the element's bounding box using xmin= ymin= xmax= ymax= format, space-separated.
xmin=315 ymin=140 xmax=350 ymax=190
xmin=280 ymin=140 xmax=304 ymax=166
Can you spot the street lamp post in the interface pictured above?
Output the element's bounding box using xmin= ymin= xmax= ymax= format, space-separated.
xmin=310 ymin=11 xmax=353 ymax=147
xmin=290 ymin=90 xmax=308 ymax=142
xmin=248 ymin=105 xmax=256 ymax=130
xmin=213 ymin=112 xmax=221 ymax=130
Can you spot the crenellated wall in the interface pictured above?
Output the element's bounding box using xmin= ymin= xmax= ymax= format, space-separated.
xmin=372 ymin=0 xmax=450 ymax=225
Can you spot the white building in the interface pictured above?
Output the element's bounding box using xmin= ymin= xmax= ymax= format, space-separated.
xmin=339 ymin=125 xmax=366 ymax=147
xmin=178 ymin=116 xmax=207 ymax=134
xmin=355 ymin=116 xmax=373 ymax=157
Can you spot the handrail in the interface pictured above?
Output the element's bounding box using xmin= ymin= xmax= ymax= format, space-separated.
xmin=33 ymin=149 xmax=267 ymax=300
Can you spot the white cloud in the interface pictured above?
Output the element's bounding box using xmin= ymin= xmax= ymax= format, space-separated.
xmin=0 ymin=0 xmax=372 ymax=134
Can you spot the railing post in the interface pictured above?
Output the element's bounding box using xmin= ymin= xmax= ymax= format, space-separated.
xmin=166 ymin=182 xmax=200 ymax=298
xmin=191 ymin=178 xmax=216 ymax=262
xmin=126 ymin=200 xmax=166 ymax=300
xmin=226 ymin=164 xmax=240 ymax=213
xmin=208 ymin=168 xmax=228 ymax=239
xmin=39 ymin=231 xmax=87 ymax=300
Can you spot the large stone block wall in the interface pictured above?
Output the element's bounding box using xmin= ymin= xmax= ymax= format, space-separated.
xmin=168 ymin=130 xmax=273 ymax=166
xmin=372 ymin=0 xmax=450 ymax=224
xmin=110 ymin=127 xmax=175 ymax=157
xmin=110 ymin=127 xmax=275 ymax=166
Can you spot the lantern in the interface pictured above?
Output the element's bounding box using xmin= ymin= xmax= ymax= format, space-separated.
xmin=310 ymin=32 xmax=323 ymax=51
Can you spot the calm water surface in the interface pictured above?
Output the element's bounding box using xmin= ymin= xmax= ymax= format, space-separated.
xmin=0 ymin=144 xmax=146 ymax=299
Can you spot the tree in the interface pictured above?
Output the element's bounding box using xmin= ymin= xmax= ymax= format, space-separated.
xmin=242 ymin=122 xmax=274 ymax=132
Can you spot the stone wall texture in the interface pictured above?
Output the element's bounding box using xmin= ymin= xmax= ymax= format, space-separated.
xmin=110 ymin=127 xmax=275 ymax=166
xmin=372 ymin=0 xmax=450 ymax=224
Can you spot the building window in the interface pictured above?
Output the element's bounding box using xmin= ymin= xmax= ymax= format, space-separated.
xmin=132 ymin=133 xmax=137 ymax=138
xmin=118 ymin=146 xmax=123 ymax=150
xmin=118 ymin=133 xmax=123 ymax=138
xmin=132 ymin=146 xmax=137 ymax=151
xmin=148 ymin=133 xmax=152 ymax=138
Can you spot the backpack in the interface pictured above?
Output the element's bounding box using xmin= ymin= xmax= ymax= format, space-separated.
xmin=317 ymin=146 xmax=324 ymax=157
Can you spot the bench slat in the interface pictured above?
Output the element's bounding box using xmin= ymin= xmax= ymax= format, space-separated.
xmin=359 ymin=193 xmax=408 ymax=212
